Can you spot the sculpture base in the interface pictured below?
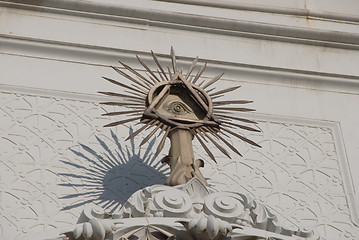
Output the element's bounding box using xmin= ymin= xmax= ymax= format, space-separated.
xmin=21 ymin=178 xmax=319 ymax=240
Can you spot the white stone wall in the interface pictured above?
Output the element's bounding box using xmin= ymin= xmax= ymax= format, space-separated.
xmin=1 ymin=1 xmax=359 ymax=239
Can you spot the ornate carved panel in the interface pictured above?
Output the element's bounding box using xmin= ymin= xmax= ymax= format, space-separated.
xmin=0 ymin=88 xmax=358 ymax=239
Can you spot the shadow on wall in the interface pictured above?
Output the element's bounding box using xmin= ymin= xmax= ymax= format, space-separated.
xmin=59 ymin=129 xmax=169 ymax=213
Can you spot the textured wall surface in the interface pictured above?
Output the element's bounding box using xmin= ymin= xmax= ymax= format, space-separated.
xmin=1 ymin=1 xmax=359 ymax=239
xmin=0 ymin=88 xmax=357 ymax=239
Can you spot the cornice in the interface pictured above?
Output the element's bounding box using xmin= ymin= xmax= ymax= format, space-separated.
xmin=1 ymin=0 xmax=359 ymax=50
xmin=159 ymin=0 xmax=359 ymax=24
xmin=2 ymin=34 xmax=359 ymax=95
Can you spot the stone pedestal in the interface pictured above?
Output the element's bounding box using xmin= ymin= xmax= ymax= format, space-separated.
xmin=24 ymin=178 xmax=318 ymax=240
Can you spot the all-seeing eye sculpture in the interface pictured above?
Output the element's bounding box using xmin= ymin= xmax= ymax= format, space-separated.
xmin=99 ymin=47 xmax=261 ymax=186
xmin=56 ymin=48 xmax=317 ymax=240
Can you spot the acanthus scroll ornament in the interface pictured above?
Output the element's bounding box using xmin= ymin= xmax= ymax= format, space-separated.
xmin=62 ymin=178 xmax=318 ymax=240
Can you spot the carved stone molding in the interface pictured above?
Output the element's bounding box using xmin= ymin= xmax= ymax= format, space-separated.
xmin=2 ymin=0 xmax=359 ymax=50
xmin=62 ymin=178 xmax=317 ymax=240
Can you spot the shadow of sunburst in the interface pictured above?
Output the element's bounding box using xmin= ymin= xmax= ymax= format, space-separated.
xmin=59 ymin=129 xmax=170 ymax=213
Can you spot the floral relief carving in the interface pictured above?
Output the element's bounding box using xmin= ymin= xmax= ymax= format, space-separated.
xmin=0 ymin=89 xmax=358 ymax=239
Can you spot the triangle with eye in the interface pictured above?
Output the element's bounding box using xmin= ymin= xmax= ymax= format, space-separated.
xmin=146 ymin=72 xmax=218 ymax=127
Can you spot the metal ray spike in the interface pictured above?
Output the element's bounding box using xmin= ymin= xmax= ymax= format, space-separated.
xmin=102 ymin=77 xmax=147 ymax=96
xmin=156 ymin=126 xmax=170 ymax=156
xmin=213 ymin=100 xmax=253 ymax=105
xmin=167 ymin=66 xmax=173 ymax=79
xmin=136 ymin=55 xmax=161 ymax=83
xmin=98 ymin=94 xmax=146 ymax=104
xmin=126 ymin=106 xmax=146 ymax=110
xmin=103 ymin=116 xmax=142 ymax=127
xmin=97 ymin=91 xmax=145 ymax=101
xmin=213 ymin=107 xmax=256 ymax=112
xmin=156 ymin=123 xmax=166 ymax=137
xmin=145 ymin=72 xmax=158 ymax=85
xmin=221 ymin=121 xmax=261 ymax=132
xmin=100 ymin=102 xmax=144 ymax=107
xmin=187 ymin=75 xmax=193 ymax=83
xmin=170 ymin=47 xmax=177 ymax=73
xmin=124 ymin=90 xmax=147 ymax=98
xmin=213 ymin=109 xmax=236 ymax=115
xmin=205 ymin=127 xmax=243 ymax=156
xmin=222 ymin=128 xmax=261 ymax=148
xmin=207 ymin=87 xmax=215 ymax=93
xmin=197 ymin=79 xmax=206 ymax=87
xmin=118 ymin=98 xmax=145 ymax=104
xmin=151 ymin=51 xmax=169 ymax=81
xmin=119 ymin=61 xmax=153 ymax=87
xmin=202 ymin=73 xmax=224 ymax=90
xmin=185 ymin=56 xmax=198 ymax=79
xmin=201 ymin=128 xmax=231 ymax=158
xmin=129 ymin=83 xmax=150 ymax=95
xmin=157 ymin=70 xmax=166 ymax=82
xmin=216 ymin=114 xmax=258 ymax=124
xmin=102 ymin=110 xmax=142 ymax=116
xmin=126 ymin=119 xmax=156 ymax=140
xmin=211 ymin=94 xmax=225 ymax=100
xmin=192 ymin=63 xmax=207 ymax=84
xmin=193 ymin=129 xmax=216 ymax=163
xmin=140 ymin=122 xmax=163 ymax=146
xmin=196 ymin=129 xmax=208 ymax=143
xmin=209 ymin=86 xmax=241 ymax=97
xmin=111 ymin=66 xmax=150 ymax=90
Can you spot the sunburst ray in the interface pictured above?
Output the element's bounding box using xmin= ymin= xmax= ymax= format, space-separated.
xmin=202 ymin=73 xmax=224 ymax=89
xmin=204 ymin=126 xmax=243 ymax=156
xmin=185 ymin=56 xmax=198 ymax=79
xmin=170 ymin=47 xmax=177 ymax=73
xmin=209 ymin=86 xmax=241 ymax=97
xmin=216 ymin=114 xmax=258 ymax=124
xmin=156 ymin=126 xmax=171 ymax=156
xmin=197 ymin=79 xmax=206 ymax=87
xmin=148 ymin=72 xmax=162 ymax=85
xmin=119 ymin=61 xmax=153 ymax=87
xmin=200 ymin=127 xmax=231 ymax=159
xmin=193 ymin=128 xmax=216 ymax=163
xmin=140 ymin=122 xmax=163 ymax=146
xmin=192 ymin=63 xmax=207 ymax=84
xmin=213 ymin=100 xmax=253 ymax=105
xmin=104 ymin=116 xmax=142 ymax=127
xmin=157 ymin=69 xmax=166 ymax=82
xmin=221 ymin=120 xmax=261 ymax=132
xmin=98 ymin=91 xmax=145 ymax=102
xmin=151 ymin=51 xmax=169 ymax=81
xmin=102 ymin=110 xmax=142 ymax=116
xmin=167 ymin=66 xmax=173 ymax=79
xmin=126 ymin=119 xmax=157 ymax=140
xmin=100 ymin=101 xmax=144 ymax=107
xmin=136 ymin=55 xmax=161 ymax=83
xmin=123 ymin=90 xmax=147 ymax=98
xmin=222 ymin=127 xmax=261 ymax=148
xmin=214 ymin=107 xmax=256 ymax=112
xmin=102 ymin=77 xmax=147 ymax=96
xmin=110 ymin=66 xmax=150 ymax=90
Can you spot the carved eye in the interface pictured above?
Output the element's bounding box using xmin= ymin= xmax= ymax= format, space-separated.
xmin=164 ymin=101 xmax=192 ymax=115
